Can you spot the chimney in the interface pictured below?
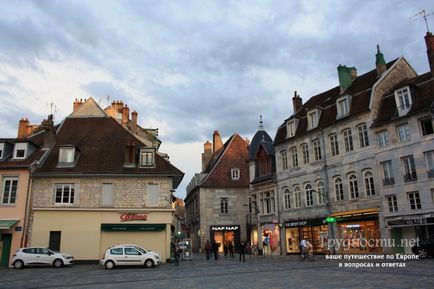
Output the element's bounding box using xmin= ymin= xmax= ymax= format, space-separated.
xmin=425 ymin=32 xmax=434 ymax=76
xmin=17 ymin=118 xmax=30 ymax=138
xmin=40 ymin=114 xmax=55 ymax=148
xmin=292 ymin=91 xmax=302 ymax=113
xmin=122 ymin=104 xmax=130 ymax=126
xmin=131 ymin=111 xmax=138 ymax=134
xmin=375 ymin=45 xmax=387 ymax=75
xmin=201 ymin=140 xmax=213 ymax=172
xmin=213 ymin=130 xmax=223 ymax=153
xmin=73 ymin=98 xmax=85 ymax=112
xmin=337 ymin=65 xmax=357 ymax=93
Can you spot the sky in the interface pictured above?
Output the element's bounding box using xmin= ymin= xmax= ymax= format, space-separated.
xmin=0 ymin=0 xmax=433 ymax=199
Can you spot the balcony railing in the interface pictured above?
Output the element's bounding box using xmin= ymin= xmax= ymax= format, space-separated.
xmin=403 ymin=173 xmax=417 ymax=182
xmin=383 ymin=177 xmax=395 ymax=186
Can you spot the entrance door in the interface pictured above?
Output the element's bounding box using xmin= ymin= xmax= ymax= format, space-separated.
xmin=49 ymin=231 xmax=61 ymax=251
xmin=391 ymin=228 xmax=404 ymax=253
xmin=0 ymin=234 xmax=12 ymax=267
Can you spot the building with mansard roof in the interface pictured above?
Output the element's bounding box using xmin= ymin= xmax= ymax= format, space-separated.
xmin=29 ymin=98 xmax=183 ymax=263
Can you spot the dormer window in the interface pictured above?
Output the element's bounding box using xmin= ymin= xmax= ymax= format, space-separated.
xmin=13 ymin=143 xmax=27 ymax=160
xmin=0 ymin=143 xmax=4 ymax=159
xmin=58 ymin=146 xmax=77 ymax=167
xmin=307 ymin=109 xmax=319 ymax=130
xmin=336 ymin=96 xmax=350 ymax=119
xmin=394 ymin=86 xmax=411 ymax=116
xmin=140 ymin=148 xmax=155 ymax=167
xmin=231 ymin=168 xmax=240 ymax=180
xmin=287 ymin=120 xmax=296 ymax=138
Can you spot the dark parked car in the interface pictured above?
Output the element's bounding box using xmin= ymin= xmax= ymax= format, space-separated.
xmin=412 ymin=238 xmax=434 ymax=259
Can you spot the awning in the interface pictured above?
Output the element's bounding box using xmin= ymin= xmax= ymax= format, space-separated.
xmin=0 ymin=220 xmax=19 ymax=230
xmin=329 ymin=208 xmax=379 ymax=218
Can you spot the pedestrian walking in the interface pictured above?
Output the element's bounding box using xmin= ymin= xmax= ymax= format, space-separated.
xmin=174 ymin=244 xmax=182 ymax=266
xmin=239 ymin=241 xmax=245 ymax=262
xmin=205 ymin=240 xmax=211 ymax=260
xmin=212 ymin=241 xmax=219 ymax=260
xmin=224 ymin=242 xmax=228 ymax=258
xmin=228 ymin=241 xmax=234 ymax=258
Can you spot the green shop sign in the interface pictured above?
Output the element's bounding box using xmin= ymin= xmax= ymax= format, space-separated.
xmin=101 ymin=223 xmax=166 ymax=231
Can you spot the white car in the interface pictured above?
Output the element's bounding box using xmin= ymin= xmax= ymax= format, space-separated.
xmin=12 ymin=247 xmax=74 ymax=269
xmin=100 ymin=244 xmax=160 ymax=270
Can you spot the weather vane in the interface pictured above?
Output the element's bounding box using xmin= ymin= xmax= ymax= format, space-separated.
xmin=409 ymin=10 xmax=434 ymax=33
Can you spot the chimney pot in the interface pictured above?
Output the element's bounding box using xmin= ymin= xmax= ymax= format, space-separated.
xmin=213 ymin=130 xmax=223 ymax=153
xmin=425 ymin=32 xmax=434 ymax=76
xmin=292 ymin=91 xmax=303 ymax=113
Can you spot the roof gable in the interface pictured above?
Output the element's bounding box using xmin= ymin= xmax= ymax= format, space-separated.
xmin=68 ymin=97 xmax=108 ymax=118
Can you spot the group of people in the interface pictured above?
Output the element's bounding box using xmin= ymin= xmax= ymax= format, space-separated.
xmin=204 ymin=240 xmax=251 ymax=262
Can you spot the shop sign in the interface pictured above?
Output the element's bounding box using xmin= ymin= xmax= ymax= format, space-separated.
xmin=15 ymin=226 xmax=22 ymax=232
xmin=387 ymin=217 xmax=434 ymax=227
xmin=211 ymin=225 xmax=240 ymax=231
xmin=285 ymin=218 xmax=326 ymax=227
xmin=101 ymin=223 xmax=165 ymax=231
xmin=120 ymin=213 xmax=148 ymax=222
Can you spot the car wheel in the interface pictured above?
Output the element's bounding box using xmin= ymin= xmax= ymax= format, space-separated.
xmin=144 ymin=259 xmax=154 ymax=268
xmin=13 ymin=260 xmax=24 ymax=269
xmin=417 ymin=248 xmax=428 ymax=259
xmin=53 ymin=259 xmax=64 ymax=268
xmin=105 ymin=260 xmax=115 ymax=270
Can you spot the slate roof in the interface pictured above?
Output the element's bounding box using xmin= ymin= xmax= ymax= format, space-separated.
xmin=274 ymin=59 xmax=398 ymax=146
xmin=372 ymin=72 xmax=434 ymax=126
xmin=248 ymin=129 xmax=273 ymax=161
xmin=34 ymin=116 xmax=184 ymax=188
xmin=0 ymin=136 xmax=45 ymax=169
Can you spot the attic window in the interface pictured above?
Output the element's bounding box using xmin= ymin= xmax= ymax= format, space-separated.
xmin=336 ymin=96 xmax=350 ymax=119
xmin=231 ymin=168 xmax=240 ymax=180
xmin=13 ymin=143 xmax=27 ymax=160
xmin=307 ymin=109 xmax=319 ymax=130
xmin=0 ymin=143 xmax=4 ymax=159
xmin=59 ymin=147 xmax=75 ymax=163
xmin=287 ymin=120 xmax=296 ymax=138
xmin=140 ymin=148 xmax=155 ymax=167
xmin=394 ymin=86 xmax=411 ymax=117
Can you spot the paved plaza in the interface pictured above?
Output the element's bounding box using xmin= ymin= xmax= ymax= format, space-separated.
xmin=1 ymin=254 xmax=434 ymax=289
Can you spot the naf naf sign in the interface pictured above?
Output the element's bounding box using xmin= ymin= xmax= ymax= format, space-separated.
xmin=211 ymin=225 xmax=240 ymax=231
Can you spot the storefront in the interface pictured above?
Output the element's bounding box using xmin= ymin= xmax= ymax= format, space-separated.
xmin=210 ymin=225 xmax=240 ymax=253
xmin=330 ymin=208 xmax=381 ymax=254
xmin=261 ymin=223 xmax=280 ymax=255
xmin=31 ymin=209 xmax=173 ymax=262
xmin=284 ymin=218 xmax=328 ymax=254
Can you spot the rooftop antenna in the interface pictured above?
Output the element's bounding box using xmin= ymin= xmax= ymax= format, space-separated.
xmin=409 ymin=10 xmax=434 ymax=33
xmin=46 ymin=102 xmax=56 ymax=118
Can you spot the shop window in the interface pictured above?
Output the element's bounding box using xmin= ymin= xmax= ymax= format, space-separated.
xmin=408 ymin=191 xmax=421 ymax=210
xmin=334 ymin=177 xmax=344 ymax=201
xmin=290 ymin=147 xmax=298 ymax=167
xmin=305 ymin=184 xmax=314 ymax=207
xmin=280 ymin=150 xmax=288 ymax=170
xmin=364 ymin=170 xmax=375 ymax=196
xmin=293 ymin=186 xmax=301 ymax=208
xmin=301 ymin=143 xmax=309 ymax=164
xmin=342 ymin=128 xmax=354 ymax=152
xmin=357 ymin=123 xmax=369 ymax=148
xmin=283 ymin=188 xmax=291 ymax=210
xmin=220 ymin=198 xmax=228 ymax=214
xmin=147 ymin=183 xmax=159 ymax=206
xmin=312 ymin=139 xmax=322 ymax=161
xmin=420 ymin=117 xmax=434 ymax=136
xmin=329 ymin=133 xmax=339 ymax=156
xmin=424 ymin=151 xmax=434 ymax=178
xmin=101 ymin=183 xmax=113 ymax=207
xmin=401 ymin=155 xmax=417 ymax=182
xmin=376 ymin=130 xmax=389 ymax=148
xmin=54 ymin=184 xmax=75 ymax=205
xmin=2 ymin=177 xmax=18 ymax=205
xmin=348 ymin=174 xmax=359 ymax=199
xmin=386 ymin=195 xmax=398 ymax=212
xmin=381 ymin=160 xmax=395 ymax=186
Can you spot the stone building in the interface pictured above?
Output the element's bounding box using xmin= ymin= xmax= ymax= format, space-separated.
xmin=29 ymin=98 xmax=183 ymax=262
xmin=185 ymin=131 xmax=249 ymax=253
xmin=274 ymin=45 xmax=417 ymax=255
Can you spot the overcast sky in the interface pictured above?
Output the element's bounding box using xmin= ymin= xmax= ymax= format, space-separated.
xmin=0 ymin=0 xmax=433 ymax=198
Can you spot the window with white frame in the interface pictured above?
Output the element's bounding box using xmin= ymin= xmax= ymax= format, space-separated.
xmin=381 ymin=160 xmax=395 ymax=186
xmin=337 ymin=96 xmax=349 ymax=118
xmin=290 ymin=147 xmax=298 ymax=167
xmin=348 ymin=174 xmax=359 ymax=199
xmin=424 ymin=151 xmax=434 ymax=178
xmin=342 ymin=129 xmax=354 ymax=152
xmin=408 ymin=191 xmax=421 ymax=210
xmin=2 ymin=177 xmax=18 ymax=205
xmin=101 ymin=183 xmax=113 ymax=207
xmin=364 ymin=170 xmax=376 ymax=196
xmin=329 ymin=133 xmax=339 ymax=156
xmin=260 ymin=191 xmax=275 ymax=214
xmin=401 ymin=155 xmax=417 ymax=182
xmin=287 ymin=121 xmax=296 ymax=138
xmin=13 ymin=143 xmax=27 ymax=159
xmin=357 ymin=123 xmax=369 ymax=148
xmin=308 ymin=110 xmax=319 ymax=130
xmin=293 ymin=186 xmax=301 ymax=208
xmin=394 ymin=86 xmax=411 ymax=116
xmin=386 ymin=195 xmax=398 ymax=212
xmin=220 ymin=197 xmax=228 ymax=214
xmin=147 ymin=183 xmax=159 ymax=206
xmin=0 ymin=143 xmax=4 ymax=159
xmin=280 ymin=150 xmax=288 ymax=170
xmin=283 ymin=188 xmax=291 ymax=210
xmin=376 ymin=130 xmax=389 ymax=148
xmin=316 ymin=180 xmax=325 ymax=205
xmin=420 ymin=117 xmax=434 ymax=136
xmin=397 ymin=124 xmax=410 ymax=142
xmin=54 ymin=184 xmax=75 ymax=205
xmin=305 ymin=183 xmax=314 ymax=207
xmin=312 ymin=139 xmax=322 ymax=161
xmin=334 ymin=177 xmax=344 ymax=201
xmin=231 ymin=168 xmax=240 ymax=180
xmin=58 ymin=147 xmax=75 ymax=164
xmin=140 ymin=149 xmax=155 ymax=167
xmin=301 ymin=143 xmax=309 ymax=164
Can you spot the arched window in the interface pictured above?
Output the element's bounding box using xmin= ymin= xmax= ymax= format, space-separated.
xmin=305 ymin=183 xmax=313 ymax=207
xmin=283 ymin=188 xmax=291 ymax=210
xmin=364 ymin=170 xmax=376 ymax=196
xmin=334 ymin=177 xmax=344 ymax=201
xmin=316 ymin=180 xmax=325 ymax=205
xmin=294 ymin=185 xmax=301 ymax=208
xmin=349 ymin=174 xmax=359 ymax=199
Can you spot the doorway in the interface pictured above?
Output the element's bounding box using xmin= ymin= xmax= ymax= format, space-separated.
xmin=0 ymin=234 xmax=12 ymax=267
